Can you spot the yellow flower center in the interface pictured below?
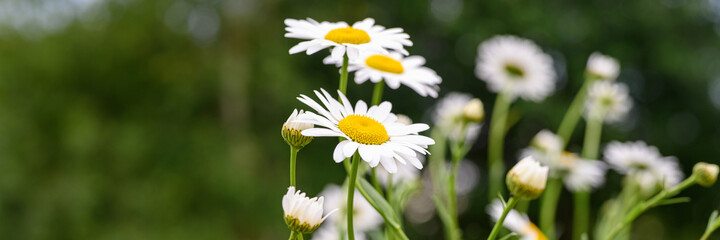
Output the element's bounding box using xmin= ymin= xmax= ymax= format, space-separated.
xmin=338 ymin=115 xmax=389 ymax=145
xmin=505 ymin=63 xmax=525 ymax=78
xmin=324 ymin=27 xmax=371 ymax=45
xmin=365 ymin=55 xmax=405 ymax=74
xmin=523 ymin=223 xmax=549 ymax=240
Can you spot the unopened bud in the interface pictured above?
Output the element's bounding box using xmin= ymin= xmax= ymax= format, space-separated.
xmin=282 ymin=109 xmax=314 ymax=149
xmin=693 ymin=162 xmax=719 ymax=187
xmin=462 ymin=98 xmax=484 ymax=122
xmin=506 ymin=157 xmax=549 ymax=199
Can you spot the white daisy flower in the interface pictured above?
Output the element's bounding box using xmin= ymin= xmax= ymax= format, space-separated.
xmin=312 ymin=224 xmax=366 ymax=240
xmin=506 ymin=157 xmax=549 ymax=199
xmin=585 ymin=81 xmax=632 ymax=123
xmin=475 ymin=35 xmax=556 ymax=101
xmin=320 ymin=184 xmax=383 ymax=233
xmin=586 ymin=52 xmax=620 ymax=81
xmin=557 ymin=152 xmax=607 ymax=192
xmin=432 ymin=92 xmax=483 ymax=144
xmin=604 ymin=141 xmax=683 ymax=191
xmin=283 ymin=186 xmax=337 ymax=233
xmin=284 ymin=18 xmax=412 ymax=61
xmin=487 ymin=200 xmax=548 ymax=240
xmin=295 ymin=89 xmax=434 ymax=173
xmin=331 ymin=52 xmax=442 ymax=98
xmin=521 ymin=130 xmax=563 ymax=169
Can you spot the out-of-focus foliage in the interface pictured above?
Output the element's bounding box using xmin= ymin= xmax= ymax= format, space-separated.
xmin=0 ymin=0 xmax=718 ymax=239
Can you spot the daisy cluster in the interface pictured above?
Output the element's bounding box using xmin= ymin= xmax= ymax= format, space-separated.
xmin=277 ymin=16 xmax=718 ymax=240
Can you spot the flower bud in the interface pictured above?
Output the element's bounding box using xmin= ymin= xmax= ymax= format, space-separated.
xmin=282 ymin=109 xmax=314 ymax=149
xmin=282 ymin=187 xmax=336 ymax=234
xmin=586 ymin=52 xmax=620 ymax=81
xmin=462 ymin=98 xmax=485 ymax=122
xmin=693 ymin=162 xmax=719 ymax=187
xmin=506 ymin=157 xmax=549 ymax=199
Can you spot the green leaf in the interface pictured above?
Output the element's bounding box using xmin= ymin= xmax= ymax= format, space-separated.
xmin=655 ymin=197 xmax=691 ymax=207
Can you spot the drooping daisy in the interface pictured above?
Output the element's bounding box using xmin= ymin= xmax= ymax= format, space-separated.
xmin=320 ymin=184 xmax=383 ymax=233
xmin=487 ymin=200 xmax=548 ymax=240
xmin=586 ymin=52 xmax=620 ymax=81
xmin=604 ymin=141 xmax=683 ymax=191
xmin=431 ymin=92 xmax=483 ymax=144
xmin=521 ymin=130 xmax=563 ymax=169
xmin=585 ymin=81 xmax=632 ymax=122
xmin=282 ymin=186 xmax=337 ymax=234
xmin=330 ymin=52 xmax=442 ymax=98
xmin=295 ymin=89 xmax=434 ymax=173
xmin=557 ymin=152 xmax=607 ymax=192
xmin=284 ymin=18 xmax=412 ymax=61
xmin=475 ymin=35 xmax=556 ymax=101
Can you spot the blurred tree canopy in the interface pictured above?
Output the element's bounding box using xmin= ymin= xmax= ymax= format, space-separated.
xmin=0 ymin=0 xmax=718 ymax=239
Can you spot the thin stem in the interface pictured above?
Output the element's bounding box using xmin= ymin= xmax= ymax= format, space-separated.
xmin=604 ymin=175 xmax=697 ymax=240
xmin=371 ymin=81 xmax=385 ymax=106
xmin=557 ymin=79 xmax=595 ymax=146
xmin=573 ymin=191 xmax=591 ymax=240
xmin=297 ymin=234 xmax=304 ymax=240
xmin=488 ymin=197 xmax=520 ymax=240
xmin=574 ymin=109 xmax=604 ymax=240
xmin=539 ymin=177 xmax=563 ymax=239
xmin=289 ymin=231 xmax=297 ymax=240
xmin=339 ymin=54 xmax=349 ymax=95
xmin=347 ymin=153 xmax=361 ymax=240
xmin=289 ymin=146 xmax=298 ymax=186
xmin=488 ymin=91 xmax=512 ymax=201
xmin=369 ymin=80 xmax=386 ymax=197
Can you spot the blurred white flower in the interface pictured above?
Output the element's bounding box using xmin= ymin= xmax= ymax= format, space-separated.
xmin=558 ymin=152 xmax=607 ymax=192
xmin=487 ymin=200 xmax=547 ymax=240
xmin=283 ymin=187 xmax=336 ymax=233
xmin=604 ymin=141 xmax=683 ymax=191
xmin=296 ymin=89 xmax=434 ymax=173
xmin=520 ymin=131 xmax=607 ymax=192
xmin=432 ymin=92 xmax=483 ymax=143
xmin=586 ymin=52 xmax=620 ymax=81
xmin=284 ymin=18 xmax=412 ymax=61
xmin=325 ymin=52 xmax=442 ymax=98
xmin=320 ymin=184 xmax=383 ymax=233
xmin=506 ymin=157 xmax=549 ymax=199
xmin=475 ymin=35 xmax=556 ymax=101
xmin=394 ymin=114 xmax=413 ymax=125
xmin=585 ymin=81 xmax=632 ymax=122
xmin=312 ymin=224 xmax=366 ymax=240
xmin=375 ymin=155 xmax=422 ymax=187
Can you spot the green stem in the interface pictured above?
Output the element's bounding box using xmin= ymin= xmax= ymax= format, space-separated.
xmin=347 ymin=153 xmax=361 ymax=240
xmin=557 ymin=79 xmax=595 ymax=146
xmin=488 ymin=91 xmax=512 ymax=201
xmin=540 ymin=177 xmax=563 ymax=239
xmin=289 ymin=146 xmax=298 ymax=186
xmin=574 ymin=109 xmax=604 ymax=240
xmin=488 ymin=197 xmax=520 ymax=240
xmin=604 ymin=176 xmax=698 ymax=240
xmin=371 ymin=81 xmax=385 ymax=106
xmin=573 ymin=191 xmax=591 ymax=240
xmin=339 ymin=53 xmax=349 ymax=95
xmin=368 ymin=80 xmax=386 ymax=198
xmin=289 ymin=231 xmax=298 ymax=240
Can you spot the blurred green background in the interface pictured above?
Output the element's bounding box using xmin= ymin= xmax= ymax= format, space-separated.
xmin=0 ymin=0 xmax=719 ymax=239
